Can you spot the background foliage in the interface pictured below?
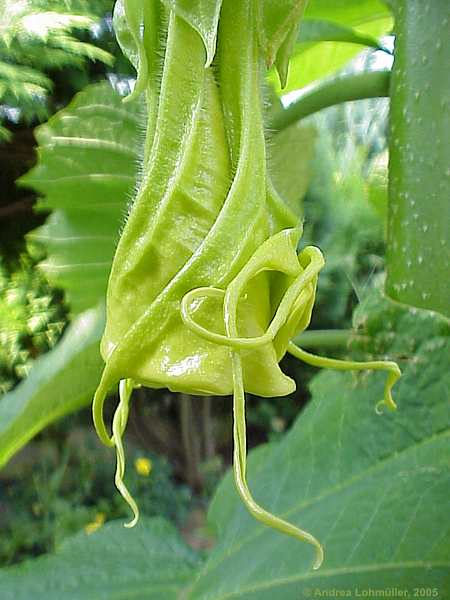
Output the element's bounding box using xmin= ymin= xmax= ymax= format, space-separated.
xmin=0 ymin=0 xmax=115 ymax=139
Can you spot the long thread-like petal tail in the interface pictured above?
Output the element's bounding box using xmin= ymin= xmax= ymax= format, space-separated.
xmin=231 ymin=351 xmax=324 ymax=570
xmin=92 ymin=370 xmax=116 ymax=447
xmin=288 ymin=342 xmax=401 ymax=412
xmin=112 ymin=378 xmax=139 ymax=527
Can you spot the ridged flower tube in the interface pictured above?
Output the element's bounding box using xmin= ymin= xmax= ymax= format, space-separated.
xmin=93 ymin=0 xmax=400 ymax=570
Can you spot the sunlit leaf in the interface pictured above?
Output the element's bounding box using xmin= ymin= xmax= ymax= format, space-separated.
xmin=268 ymin=0 xmax=393 ymax=94
xmin=0 ymin=305 xmax=104 ymax=469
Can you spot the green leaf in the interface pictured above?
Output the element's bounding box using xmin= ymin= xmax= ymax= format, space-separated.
xmin=0 ymin=123 xmax=11 ymax=141
xmin=189 ymin=289 xmax=450 ymax=598
xmin=0 ymin=517 xmax=199 ymax=599
xmin=303 ymin=0 xmax=391 ymax=25
xmin=278 ymin=19 xmax=392 ymax=94
xmin=257 ymin=0 xmax=308 ymax=86
xmin=269 ymin=0 xmax=393 ymax=94
xmin=298 ymin=18 xmax=382 ymax=49
xmin=0 ymin=305 xmax=104 ymax=469
xmin=20 ymin=82 xmax=142 ymax=314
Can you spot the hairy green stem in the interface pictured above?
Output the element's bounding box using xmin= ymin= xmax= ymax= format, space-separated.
xmin=269 ymin=70 xmax=390 ymax=132
xmin=179 ymin=394 xmax=202 ymax=490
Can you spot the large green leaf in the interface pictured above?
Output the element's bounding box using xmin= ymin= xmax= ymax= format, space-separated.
xmin=257 ymin=0 xmax=308 ymax=86
xmin=0 ymin=305 xmax=104 ymax=468
xmin=2 ymin=294 xmax=448 ymax=598
xmin=298 ymin=18 xmax=382 ymax=48
xmin=189 ymin=289 xmax=450 ymax=598
xmin=278 ymin=19 xmax=391 ymax=94
xmin=0 ymin=517 xmax=199 ymax=599
xmin=303 ymin=0 xmax=391 ymax=24
xmin=269 ymin=0 xmax=393 ymax=94
xmin=19 ymin=82 xmax=142 ymax=315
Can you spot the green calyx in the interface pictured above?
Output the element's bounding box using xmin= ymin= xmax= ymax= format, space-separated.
xmin=93 ymin=0 xmax=401 ymax=571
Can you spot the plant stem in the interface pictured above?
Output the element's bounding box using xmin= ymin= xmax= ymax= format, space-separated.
xmin=269 ymin=70 xmax=390 ymax=132
xmin=179 ymin=394 xmax=202 ymax=490
xmin=385 ymin=0 xmax=449 ymax=318
xmin=201 ymin=396 xmax=215 ymax=460
xmin=294 ymin=329 xmax=357 ymax=350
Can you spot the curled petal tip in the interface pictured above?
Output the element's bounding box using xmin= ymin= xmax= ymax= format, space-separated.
xmin=312 ymin=544 xmax=324 ymax=570
xmin=375 ymin=400 xmax=385 ymax=415
xmin=124 ymin=513 xmax=139 ymax=529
